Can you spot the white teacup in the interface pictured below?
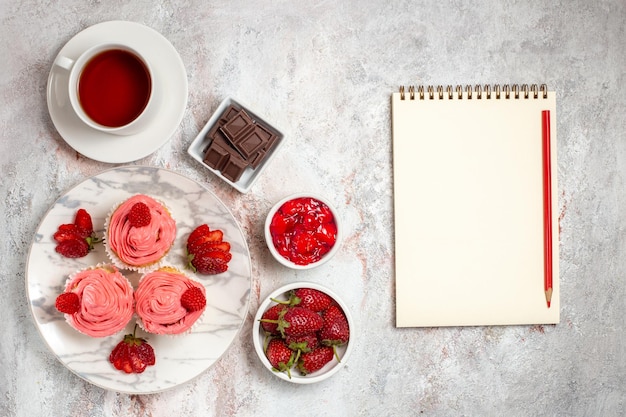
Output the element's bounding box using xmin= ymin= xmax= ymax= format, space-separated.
xmin=55 ymin=43 xmax=159 ymax=136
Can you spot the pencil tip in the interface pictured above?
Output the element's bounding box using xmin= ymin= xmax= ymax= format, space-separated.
xmin=545 ymin=288 xmax=553 ymax=308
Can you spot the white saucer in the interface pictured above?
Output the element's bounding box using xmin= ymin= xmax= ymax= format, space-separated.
xmin=46 ymin=21 xmax=188 ymax=163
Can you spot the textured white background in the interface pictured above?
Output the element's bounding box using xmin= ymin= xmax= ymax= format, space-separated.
xmin=1 ymin=1 xmax=625 ymax=416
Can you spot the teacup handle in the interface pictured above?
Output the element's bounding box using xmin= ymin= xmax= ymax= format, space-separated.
xmin=54 ymin=55 xmax=75 ymax=71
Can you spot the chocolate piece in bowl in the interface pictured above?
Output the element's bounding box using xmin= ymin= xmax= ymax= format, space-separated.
xmin=238 ymin=123 xmax=274 ymax=159
xmin=220 ymin=109 xmax=277 ymax=159
xmin=221 ymin=105 xmax=240 ymax=122
xmin=221 ymin=109 xmax=256 ymax=142
xmin=202 ymin=135 xmax=231 ymax=172
xmin=202 ymin=133 xmax=248 ymax=182
xmin=221 ymin=152 xmax=249 ymax=182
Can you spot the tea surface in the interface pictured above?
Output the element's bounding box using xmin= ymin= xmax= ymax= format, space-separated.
xmin=78 ymin=49 xmax=151 ymax=127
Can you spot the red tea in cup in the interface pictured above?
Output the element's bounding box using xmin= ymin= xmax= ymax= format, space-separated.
xmin=78 ymin=49 xmax=151 ymax=128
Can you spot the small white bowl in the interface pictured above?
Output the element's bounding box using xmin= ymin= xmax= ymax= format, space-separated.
xmin=187 ymin=97 xmax=285 ymax=193
xmin=252 ymin=282 xmax=354 ymax=384
xmin=264 ymin=193 xmax=342 ymax=270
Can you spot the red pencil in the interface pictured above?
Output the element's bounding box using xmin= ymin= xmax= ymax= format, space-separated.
xmin=542 ymin=110 xmax=553 ymax=308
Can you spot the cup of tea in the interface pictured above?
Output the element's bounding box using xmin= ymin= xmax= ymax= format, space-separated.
xmin=55 ymin=43 xmax=159 ymax=135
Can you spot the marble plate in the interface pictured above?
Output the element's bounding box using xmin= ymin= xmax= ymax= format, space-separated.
xmin=46 ymin=20 xmax=188 ymax=163
xmin=26 ymin=166 xmax=251 ymax=394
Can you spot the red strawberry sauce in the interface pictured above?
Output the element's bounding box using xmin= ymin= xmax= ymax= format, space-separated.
xmin=269 ymin=197 xmax=337 ymax=265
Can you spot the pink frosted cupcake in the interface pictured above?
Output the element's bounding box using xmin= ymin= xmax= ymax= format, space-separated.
xmin=55 ymin=264 xmax=134 ymax=338
xmin=104 ymin=194 xmax=177 ymax=272
xmin=134 ymin=267 xmax=207 ymax=335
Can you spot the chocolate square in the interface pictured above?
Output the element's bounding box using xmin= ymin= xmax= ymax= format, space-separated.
xmin=233 ymin=126 xmax=268 ymax=159
xmin=221 ymin=152 xmax=249 ymax=182
xmin=214 ymin=127 xmax=246 ymax=159
xmin=248 ymin=150 xmax=266 ymax=168
xmin=262 ymin=132 xmax=279 ymax=151
xmin=203 ymin=141 xmax=231 ymax=171
xmin=221 ymin=110 xmax=255 ymax=142
xmin=221 ymin=105 xmax=240 ymax=121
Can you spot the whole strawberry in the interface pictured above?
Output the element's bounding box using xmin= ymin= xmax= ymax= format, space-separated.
xmin=297 ymin=346 xmax=334 ymax=375
xmin=285 ymin=333 xmax=319 ymax=353
xmin=261 ymin=306 xmax=323 ymax=338
xmin=260 ymin=303 xmax=288 ymax=335
xmin=265 ymin=338 xmax=295 ymax=378
xmin=109 ymin=325 xmax=155 ymax=374
xmin=320 ymin=305 xmax=350 ymax=345
xmin=291 ymin=288 xmax=333 ymax=312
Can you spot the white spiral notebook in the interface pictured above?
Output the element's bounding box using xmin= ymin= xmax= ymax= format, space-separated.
xmin=392 ymin=84 xmax=560 ymax=327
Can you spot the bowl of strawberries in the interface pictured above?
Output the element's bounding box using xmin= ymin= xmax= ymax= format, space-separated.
xmin=265 ymin=193 xmax=342 ymax=270
xmin=252 ymin=282 xmax=354 ymax=384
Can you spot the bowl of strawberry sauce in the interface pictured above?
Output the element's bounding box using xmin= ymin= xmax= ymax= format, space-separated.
xmin=265 ymin=193 xmax=342 ymax=269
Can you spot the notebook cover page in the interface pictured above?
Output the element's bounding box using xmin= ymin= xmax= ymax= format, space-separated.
xmin=391 ymin=90 xmax=559 ymax=327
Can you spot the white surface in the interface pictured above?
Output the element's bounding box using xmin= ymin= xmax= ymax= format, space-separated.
xmin=26 ymin=166 xmax=251 ymax=394
xmin=47 ymin=21 xmax=187 ymax=163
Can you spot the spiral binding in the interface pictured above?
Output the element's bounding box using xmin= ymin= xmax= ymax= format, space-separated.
xmin=399 ymin=84 xmax=548 ymax=100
